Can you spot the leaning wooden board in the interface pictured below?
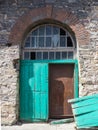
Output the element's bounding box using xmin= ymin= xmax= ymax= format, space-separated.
xmin=68 ymin=94 xmax=98 ymax=129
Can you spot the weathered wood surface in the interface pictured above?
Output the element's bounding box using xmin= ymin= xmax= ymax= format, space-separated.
xmin=20 ymin=62 xmax=48 ymax=121
xmin=49 ymin=64 xmax=74 ymax=118
xmin=50 ymin=118 xmax=74 ymax=125
xmin=68 ymin=94 xmax=98 ymax=129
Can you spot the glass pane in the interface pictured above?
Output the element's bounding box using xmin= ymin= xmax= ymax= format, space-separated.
xmin=68 ymin=52 xmax=73 ymax=59
xmin=39 ymin=26 xmax=45 ymax=36
xmin=32 ymin=29 xmax=38 ymax=36
xmin=49 ymin=52 xmax=54 ymax=59
xmin=60 ymin=28 xmax=66 ymax=35
xmin=56 ymin=52 xmax=60 ymax=59
xmin=53 ymin=26 xmax=59 ymax=35
xmin=62 ymin=52 xmax=67 ymax=59
xmin=46 ymin=37 xmax=51 ymax=47
xmin=32 ymin=37 xmax=37 ymax=47
xmin=43 ymin=52 xmax=48 ymax=60
xmin=24 ymin=52 xmax=30 ymax=59
xmin=36 ymin=52 xmax=42 ymax=60
xmin=52 ymin=35 xmax=59 ymax=47
xmin=25 ymin=37 xmax=30 ymax=47
xmin=46 ymin=25 xmax=52 ymax=35
xmin=67 ymin=37 xmax=73 ymax=47
xmin=38 ymin=37 xmax=44 ymax=47
xmin=60 ymin=37 xmax=66 ymax=47
xmin=30 ymin=52 xmax=35 ymax=60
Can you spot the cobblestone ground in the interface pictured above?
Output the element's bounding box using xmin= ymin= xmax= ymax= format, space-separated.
xmin=1 ymin=122 xmax=76 ymax=130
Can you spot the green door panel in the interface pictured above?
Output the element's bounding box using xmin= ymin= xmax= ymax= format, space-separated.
xmin=20 ymin=62 xmax=48 ymax=121
xmin=40 ymin=93 xmax=48 ymax=119
xmin=34 ymin=64 xmax=41 ymax=91
xmin=41 ymin=64 xmax=48 ymax=92
xmin=34 ymin=92 xmax=41 ymax=119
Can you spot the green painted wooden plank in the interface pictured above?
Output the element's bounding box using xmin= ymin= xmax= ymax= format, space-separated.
xmin=33 ymin=63 xmax=48 ymax=120
xmin=20 ymin=63 xmax=31 ymax=119
xmin=71 ymin=98 xmax=98 ymax=108
xmin=75 ymin=110 xmax=98 ymax=122
xmin=34 ymin=92 xmax=41 ymax=119
xmin=76 ymin=115 xmax=98 ymax=126
xmin=24 ymin=66 xmax=30 ymax=118
xmin=20 ymin=65 xmax=28 ymax=91
xmin=20 ymin=65 xmax=25 ymax=118
xmin=20 ymin=100 xmax=25 ymax=118
xmin=74 ymin=63 xmax=79 ymax=98
xmin=41 ymin=93 xmax=48 ymax=120
xmin=73 ymin=104 xmax=98 ymax=115
xmin=41 ymin=63 xmax=48 ymax=92
xmin=28 ymin=65 xmax=35 ymax=91
xmin=24 ymin=65 xmax=29 ymax=90
xmin=20 ymin=59 xmax=78 ymax=64
xmin=77 ymin=121 xmax=98 ymax=129
xmin=34 ymin=63 xmax=41 ymax=91
xmin=29 ymin=77 xmax=35 ymax=90
xmin=20 ymin=63 xmax=30 ymax=119
xmin=40 ymin=63 xmax=48 ymax=120
xmin=20 ymin=62 xmax=39 ymax=120
xmin=68 ymin=94 xmax=98 ymax=103
xmin=68 ymin=94 xmax=98 ymax=128
xmin=20 ymin=94 xmax=29 ymax=119
xmin=28 ymin=92 xmax=34 ymax=119
xmin=25 ymin=93 xmax=29 ymax=118
xmin=50 ymin=118 xmax=74 ymax=125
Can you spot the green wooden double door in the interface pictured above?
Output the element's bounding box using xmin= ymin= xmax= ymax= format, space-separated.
xmin=20 ymin=60 xmax=78 ymax=121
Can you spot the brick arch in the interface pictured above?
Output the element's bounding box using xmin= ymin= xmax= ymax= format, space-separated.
xmin=8 ymin=5 xmax=89 ymax=45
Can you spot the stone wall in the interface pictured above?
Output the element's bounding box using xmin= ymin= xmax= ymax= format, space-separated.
xmin=79 ymin=6 xmax=98 ymax=96
xmin=0 ymin=0 xmax=98 ymax=125
xmin=0 ymin=45 xmax=19 ymax=125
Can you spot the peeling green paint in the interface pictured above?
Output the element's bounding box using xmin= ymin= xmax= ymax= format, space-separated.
xmin=20 ymin=59 xmax=79 ymax=121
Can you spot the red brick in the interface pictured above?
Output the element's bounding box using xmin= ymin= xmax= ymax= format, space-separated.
xmin=8 ymin=5 xmax=90 ymax=46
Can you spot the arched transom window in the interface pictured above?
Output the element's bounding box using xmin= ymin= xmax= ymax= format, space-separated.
xmin=22 ymin=24 xmax=76 ymax=60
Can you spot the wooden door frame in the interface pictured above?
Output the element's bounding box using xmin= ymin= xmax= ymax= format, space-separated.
xmin=46 ymin=59 xmax=79 ymax=100
xmin=20 ymin=59 xmax=79 ymax=120
xmin=47 ymin=59 xmax=79 ymax=118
